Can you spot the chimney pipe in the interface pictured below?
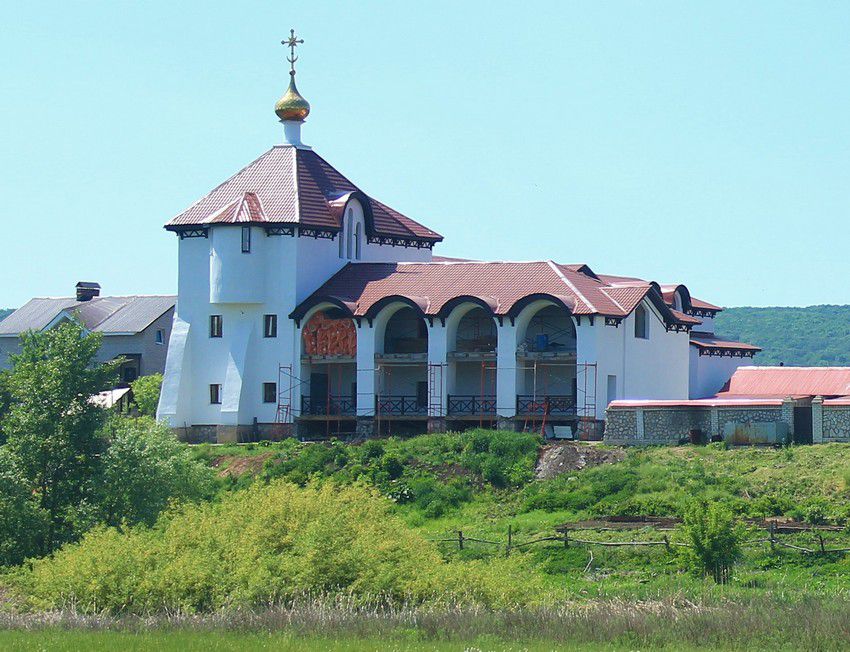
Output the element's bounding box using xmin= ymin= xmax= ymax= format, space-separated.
xmin=75 ymin=282 xmax=101 ymax=302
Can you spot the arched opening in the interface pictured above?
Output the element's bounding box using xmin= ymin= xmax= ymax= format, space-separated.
xmin=445 ymin=305 xmax=497 ymax=421
xmin=634 ymin=304 xmax=649 ymax=339
xmin=514 ymin=302 xmax=578 ymax=425
xmin=375 ymin=305 xmax=429 ymax=419
xmin=299 ymin=308 xmax=358 ymax=431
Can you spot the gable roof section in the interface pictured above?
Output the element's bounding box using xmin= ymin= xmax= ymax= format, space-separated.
xmin=165 ymin=146 xmax=441 ymax=245
xmin=719 ymin=366 xmax=850 ymax=398
xmin=0 ymin=296 xmax=176 ymax=336
xmin=292 ymin=261 xmax=693 ymax=328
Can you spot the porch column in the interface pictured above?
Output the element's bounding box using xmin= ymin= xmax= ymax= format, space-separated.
xmin=427 ymin=322 xmax=448 ymax=429
xmin=356 ymin=322 xmax=376 ymax=418
xmin=496 ymin=322 xmax=518 ymax=419
xmin=812 ymin=396 xmax=824 ymax=444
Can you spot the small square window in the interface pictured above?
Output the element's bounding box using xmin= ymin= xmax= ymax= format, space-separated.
xmin=155 ymin=329 xmax=164 ymax=345
xmin=210 ymin=315 xmax=223 ymax=338
xmin=241 ymin=226 xmax=251 ymax=253
xmin=263 ymin=382 xmax=277 ymax=403
xmin=263 ymin=314 xmax=278 ymax=338
xmin=210 ymin=384 xmax=222 ymax=404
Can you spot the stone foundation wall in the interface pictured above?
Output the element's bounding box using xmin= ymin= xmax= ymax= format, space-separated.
xmin=643 ymin=409 xmax=711 ymax=445
xmin=822 ymin=407 xmax=850 ymax=443
xmin=603 ymin=409 xmax=637 ymax=445
xmin=176 ymin=423 xmax=293 ymax=444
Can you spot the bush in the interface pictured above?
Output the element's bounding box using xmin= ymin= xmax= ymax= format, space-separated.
xmin=130 ymin=374 xmax=163 ymax=417
xmin=98 ymin=416 xmax=216 ymax=527
xmin=12 ymin=481 xmax=541 ymax=613
xmin=681 ymin=500 xmax=743 ymax=584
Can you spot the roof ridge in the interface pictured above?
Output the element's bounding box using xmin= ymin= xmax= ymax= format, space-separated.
xmin=547 ymin=261 xmax=597 ymax=313
xmin=599 ymin=287 xmax=626 ymax=312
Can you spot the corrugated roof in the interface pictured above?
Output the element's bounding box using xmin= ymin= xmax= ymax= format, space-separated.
xmin=609 ymin=397 xmax=786 ymax=408
xmin=292 ymin=260 xmax=693 ymax=326
xmin=719 ymin=367 xmax=850 ymax=398
xmin=690 ymin=333 xmax=761 ymax=352
xmin=0 ymin=296 xmax=175 ymax=336
xmin=166 ymin=146 xmax=441 ymax=244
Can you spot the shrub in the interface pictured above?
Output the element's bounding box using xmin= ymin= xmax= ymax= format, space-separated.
xmin=130 ymin=373 xmax=163 ymax=417
xmin=98 ymin=416 xmax=216 ymax=527
xmin=12 ymin=481 xmax=539 ymax=613
xmin=681 ymin=499 xmax=743 ymax=584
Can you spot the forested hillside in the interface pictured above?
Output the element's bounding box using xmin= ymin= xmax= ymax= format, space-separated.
xmin=0 ymin=308 xmax=12 ymax=322
xmin=715 ymin=305 xmax=850 ymax=366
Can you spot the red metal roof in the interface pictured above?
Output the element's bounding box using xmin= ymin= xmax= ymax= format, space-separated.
xmin=690 ymin=297 xmax=722 ymax=311
xmin=165 ymin=146 xmax=441 ymax=244
xmin=292 ymin=260 xmax=694 ymax=325
xmin=719 ymin=367 xmax=850 ymax=398
xmin=609 ymin=397 xmax=785 ymax=408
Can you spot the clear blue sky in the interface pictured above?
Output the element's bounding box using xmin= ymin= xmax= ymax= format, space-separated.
xmin=2 ymin=2 xmax=849 ymax=308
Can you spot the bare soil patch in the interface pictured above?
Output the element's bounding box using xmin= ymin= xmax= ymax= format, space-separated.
xmin=535 ymin=442 xmax=625 ymax=480
xmin=210 ymin=452 xmax=275 ymax=478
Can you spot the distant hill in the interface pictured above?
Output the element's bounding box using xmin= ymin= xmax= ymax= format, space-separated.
xmin=715 ymin=305 xmax=850 ymax=367
xmin=0 ymin=308 xmax=12 ymax=323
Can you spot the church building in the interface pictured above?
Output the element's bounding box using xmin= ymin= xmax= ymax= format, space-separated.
xmin=157 ymin=34 xmax=759 ymax=442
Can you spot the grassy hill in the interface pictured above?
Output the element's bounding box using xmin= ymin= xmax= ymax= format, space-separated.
xmin=715 ymin=305 xmax=850 ymax=366
xmin=11 ymin=431 xmax=850 ymax=648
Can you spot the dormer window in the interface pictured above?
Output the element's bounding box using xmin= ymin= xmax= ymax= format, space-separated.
xmin=241 ymin=226 xmax=251 ymax=253
xmin=634 ymin=305 xmax=649 ymax=339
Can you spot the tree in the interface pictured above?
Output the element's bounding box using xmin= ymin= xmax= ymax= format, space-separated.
xmin=0 ymin=323 xmax=119 ymax=554
xmin=682 ymin=500 xmax=744 ymax=584
xmin=97 ymin=416 xmax=215 ymax=527
xmin=130 ymin=373 xmax=163 ymax=417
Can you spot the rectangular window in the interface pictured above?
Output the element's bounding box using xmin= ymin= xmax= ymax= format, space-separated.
xmin=354 ymin=223 xmax=362 ymax=260
xmin=263 ymin=314 xmax=278 ymax=338
xmin=155 ymin=328 xmax=164 ymax=345
xmin=209 ymin=314 xmax=223 ymax=338
xmin=606 ymin=375 xmax=617 ymax=405
xmin=263 ymin=382 xmax=277 ymax=403
xmin=210 ymin=383 xmax=222 ymax=404
xmin=241 ymin=226 xmax=251 ymax=253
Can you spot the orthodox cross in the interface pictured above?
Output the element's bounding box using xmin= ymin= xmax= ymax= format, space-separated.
xmin=282 ymin=29 xmax=304 ymax=75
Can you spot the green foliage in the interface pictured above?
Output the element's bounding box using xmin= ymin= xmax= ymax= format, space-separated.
xmin=682 ymin=500 xmax=744 ymax=583
xmin=98 ymin=416 xmax=216 ymax=527
xmin=256 ymin=430 xmax=540 ymax=518
xmin=715 ymin=305 xmax=850 ymax=366
xmin=12 ymin=481 xmax=542 ymax=613
xmin=0 ymin=324 xmax=119 ymax=555
xmin=130 ymin=373 xmax=163 ymax=417
xmin=0 ymin=308 xmax=12 ymax=324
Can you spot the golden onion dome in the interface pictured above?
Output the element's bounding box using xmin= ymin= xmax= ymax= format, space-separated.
xmin=275 ymin=74 xmax=310 ymax=122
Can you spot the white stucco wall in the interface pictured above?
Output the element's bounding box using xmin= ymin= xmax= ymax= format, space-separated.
xmin=688 ymin=347 xmax=749 ymax=398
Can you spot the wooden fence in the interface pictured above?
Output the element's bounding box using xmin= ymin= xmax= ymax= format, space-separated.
xmin=428 ymin=518 xmax=850 ymax=558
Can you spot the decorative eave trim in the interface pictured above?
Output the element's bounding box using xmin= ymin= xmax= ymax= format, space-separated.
xmin=298 ymin=227 xmax=337 ymax=240
xmin=696 ymin=347 xmax=757 ymax=358
xmin=366 ymin=234 xmax=436 ymax=249
xmin=686 ymin=307 xmax=721 ymax=318
xmin=604 ymin=316 xmax=622 ymax=327
xmin=173 ymin=227 xmax=208 ymax=239
xmin=265 ymin=225 xmax=295 ymax=237
xmin=665 ymin=323 xmax=694 ymax=333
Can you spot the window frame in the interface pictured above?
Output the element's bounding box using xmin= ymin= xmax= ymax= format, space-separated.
xmin=354 ymin=222 xmax=362 ymax=260
xmin=209 ymin=314 xmax=223 ymax=338
xmin=155 ymin=328 xmax=164 ymax=345
xmin=210 ymin=383 xmax=222 ymax=404
xmin=634 ymin=305 xmax=649 ymax=340
xmin=241 ymin=226 xmax=251 ymax=253
xmin=262 ymin=382 xmax=277 ymax=404
xmin=263 ymin=314 xmax=278 ymax=338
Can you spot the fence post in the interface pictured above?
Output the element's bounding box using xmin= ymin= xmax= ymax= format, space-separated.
xmin=458 ymin=530 xmax=464 ymax=551
xmin=769 ymin=522 xmax=776 ymax=553
xmin=563 ymin=530 xmax=569 ymax=548
xmin=506 ymin=525 xmax=512 ymax=557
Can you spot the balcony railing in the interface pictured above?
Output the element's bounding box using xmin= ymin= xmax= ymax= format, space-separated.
xmin=301 ymin=395 xmax=356 ymax=416
xmin=516 ymin=395 xmax=577 ymax=417
xmin=447 ymin=395 xmax=497 ymax=416
xmin=376 ymin=395 xmax=427 ymax=416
